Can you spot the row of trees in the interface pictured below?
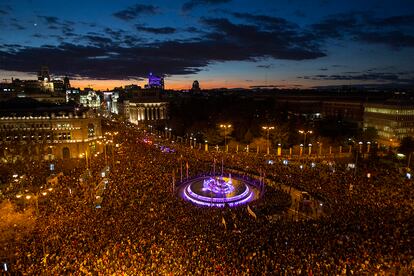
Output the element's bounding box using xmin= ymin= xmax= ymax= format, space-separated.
xmin=166 ymin=94 xmax=380 ymax=148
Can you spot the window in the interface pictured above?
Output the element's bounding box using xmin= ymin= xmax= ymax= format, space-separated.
xmin=88 ymin=123 xmax=95 ymax=138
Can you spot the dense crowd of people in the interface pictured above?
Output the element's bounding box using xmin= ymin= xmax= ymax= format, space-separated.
xmin=1 ymin=120 xmax=413 ymax=274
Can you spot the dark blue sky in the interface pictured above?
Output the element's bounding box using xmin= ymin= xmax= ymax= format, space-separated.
xmin=0 ymin=0 xmax=413 ymax=89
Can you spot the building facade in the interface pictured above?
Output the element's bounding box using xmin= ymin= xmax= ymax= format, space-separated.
xmin=124 ymin=101 xmax=168 ymax=125
xmin=0 ymin=109 xmax=102 ymax=161
xmin=80 ymin=90 xmax=101 ymax=108
xmin=364 ymin=100 xmax=414 ymax=146
xmin=322 ymin=100 xmax=365 ymax=123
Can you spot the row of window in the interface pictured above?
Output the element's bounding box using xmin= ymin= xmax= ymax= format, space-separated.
xmin=365 ymin=114 xmax=414 ymax=121
xmin=365 ymin=107 xmax=414 ymax=115
xmin=1 ymin=123 xmax=51 ymax=130
xmin=56 ymin=123 xmax=72 ymax=129
xmin=1 ymin=132 xmax=72 ymax=141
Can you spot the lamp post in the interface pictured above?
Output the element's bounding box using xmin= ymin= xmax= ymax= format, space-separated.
xmin=17 ymin=189 xmax=51 ymax=257
xmin=17 ymin=188 xmax=52 ymax=216
xmin=298 ymin=130 xmax=313 ymax=146
xmin=220 ymin=124 xmax=232 ymax=152
xmin=79 ymin=152 xmax=89 ymax=170
xmin=105 ymin=132 xmax=118 ymax=165
xmin=262 ymin=126 xmax=275 ymax=155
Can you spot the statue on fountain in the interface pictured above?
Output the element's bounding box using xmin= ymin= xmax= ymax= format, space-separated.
xmin=202 ymin=174 xmax=234 ymax=194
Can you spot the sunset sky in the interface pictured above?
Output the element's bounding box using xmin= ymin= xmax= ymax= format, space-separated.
xmin=1 ymin=0 xmax=413 ymax=90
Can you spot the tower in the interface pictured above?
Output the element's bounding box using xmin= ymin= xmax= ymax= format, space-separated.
xmin=191 ymin=80 xmax=201 ymax=93
xmin=64 ymin=76 xmax=71 ymax=89
xmin=38 ymin=66 xmax=50 ymax=82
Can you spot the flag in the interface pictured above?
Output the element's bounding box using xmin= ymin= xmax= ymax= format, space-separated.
xmin=180 ymin=160 xmax=183 ymax=182
xmin=221 ymin=216 xmax=227 ymax=229
xmin=172 ymin=169 xmax=176 ymax=192
xmin=213 ymin=158 xmax=216 ymax=175
xmin=247 ymin=205 xmax=257 ymax=219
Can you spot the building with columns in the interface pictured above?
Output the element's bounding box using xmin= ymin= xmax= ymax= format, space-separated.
xmin=124 ymin=100 xmax=168 ymax=124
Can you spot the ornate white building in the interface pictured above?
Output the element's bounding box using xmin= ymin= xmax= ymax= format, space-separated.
xmin=124 ymin=100 xmax=168 ymax=124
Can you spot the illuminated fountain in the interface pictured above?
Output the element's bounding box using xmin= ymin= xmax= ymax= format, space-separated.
xmin=180 ymin=174 xmax=258 ymax=207
xmin=202 ymin=175 xmax=234 ymax=194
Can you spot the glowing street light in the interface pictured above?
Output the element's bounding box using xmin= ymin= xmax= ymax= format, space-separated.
xmin=262 ymin=126 xmax=275 ymax=155
xmin=298 ymin=130 xmax=313 ymax=146
xmin=220 ymin=124 xmax=232 ymax=152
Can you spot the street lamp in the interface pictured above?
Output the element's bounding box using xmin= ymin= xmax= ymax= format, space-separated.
xmin=262 ymin=126 xmax=275 ymax=155
xmin=220 ymin=124 xmax=232 ymax=152
xmin=17 ymin=189 xmax=51 ymax=216
xmin=298 ymin=130 xmax=313 ymax=146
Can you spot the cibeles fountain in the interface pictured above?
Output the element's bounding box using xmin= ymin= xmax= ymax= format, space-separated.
xmin=180 ymin=174 xmax=261 ymax=207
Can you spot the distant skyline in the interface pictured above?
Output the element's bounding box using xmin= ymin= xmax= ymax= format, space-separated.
xmin=1 ymin=0 xmax=414 ymax=90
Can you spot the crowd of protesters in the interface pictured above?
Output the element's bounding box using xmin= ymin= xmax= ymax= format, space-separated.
xmin=0 ymin=120 xmax=413 ymax=275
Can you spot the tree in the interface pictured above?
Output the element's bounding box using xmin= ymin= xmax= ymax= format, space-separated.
xmin=203 ymin=127 xmax=222 ymax=145
xmin=399 ymin=136 xmax=414 ymax=155
xmin=362 ymin=127 xmax=378 ymax=142
xmin=243 ymin=129 xmax=254 ymax=144
xmin=249 ymin=137 xmax=267 ymax=151
xmin=269 ymin=124 xmax=289 ymax=146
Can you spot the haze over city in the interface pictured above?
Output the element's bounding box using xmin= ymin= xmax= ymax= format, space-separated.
xmin=1 ymin=0 xmax=414 ymax=90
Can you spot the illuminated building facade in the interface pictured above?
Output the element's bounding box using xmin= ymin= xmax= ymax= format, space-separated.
xmin=147 ymin=73 xmax=164 ymax=89
xmin=0 ymin=100 xmax=102 ymax=161
xmin=124 ymin=100 xmax=168 ymax=124
xmin=80 ymin=90 xmax=101 ymax=108
xmin=364 ymin=98 xmax=414 ymax=146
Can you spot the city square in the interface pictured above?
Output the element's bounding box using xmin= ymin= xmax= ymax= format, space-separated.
xmin=0 ymin=118 xmax=413 ymax=274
